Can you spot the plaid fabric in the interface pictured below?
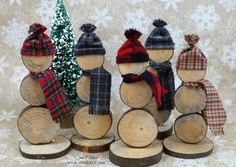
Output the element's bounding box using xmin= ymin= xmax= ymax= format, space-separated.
xmin=89 ymin=67 xmax=111 ymax=115
xmin=75 ymin=23 xmax=106 ymax=56
xmin=199 ymin=79 xmax=227 ymax=136
xmin=30 ymin=70 xmax=72 ymax=123
xmin=21 ymin=23 xmax=55 ymax=56
xmin=149 ymin=60 xmax=175 ymax=110
xmin=122 ymin=70 xmax=168 ymax=107
xmin=117 ymin=29 xmax=149 ymax=64
xmin=176 ymin=34 xmax=207 ymax=70
xmin=145 ymin=19 xmax=175 ymax=50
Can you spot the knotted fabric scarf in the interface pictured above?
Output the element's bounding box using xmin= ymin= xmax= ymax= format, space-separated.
xmin=30 ymin=70 xmax=72 ymax=123
xmin=122 ymin=70 xmax=168 ymax=107
xmin=149 ymin=60 xmax=175 ymax=110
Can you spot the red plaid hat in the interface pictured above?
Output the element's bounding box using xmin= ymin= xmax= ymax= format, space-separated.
xmin=21 ymin=23 xmax=55 ymax=56
xmin=176 ymin=34 xmax=207 ymax=70
xmin=117 ymin=29 xmax=149 ymax=64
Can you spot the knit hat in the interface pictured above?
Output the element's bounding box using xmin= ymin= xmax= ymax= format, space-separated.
xmin=21 ymin=23 xmax=55 ymax=56
xmin=145 ymin=19 xmax=175 ymax=50
xmin=176 ymin=34 xmax=207 ymax=70
xmin=75 ymin=23 xmax=106 ymax=56
xmin=117 ymin=29 xmax=149 ymax=64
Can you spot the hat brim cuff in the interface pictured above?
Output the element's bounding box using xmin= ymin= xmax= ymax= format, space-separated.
xmin=21 ymin=50 xmax=55 ymax=56
xmin=116 ymin=55 xmax=149 ymax=64
xmin=146 ymin=45 xmax=175 ymax=50
xmin=75 ymin=48 xmax=106 ymax=56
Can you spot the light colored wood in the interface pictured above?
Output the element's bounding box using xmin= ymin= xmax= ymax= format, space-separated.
xmin=147 ymin=49 xmax=174 ymax=63
xmin=17 ymin=106 xmax=60 ymax=145
xmin=118 ymin=109 xmax=158 ymax=148
xmin=118 ymin=62 xmax=148 ymax=75
xmin=163 ymin=135 xmax=213 ymax=159
xmin=109 ymin=139 xmax=162 ymax=167
xmin=73 ymin=105 xmax=112 ymax=139
xmin=71 ymin=133 xmax=115 ymax=153
xmin=174 ymin=114 xmax=207 ymax=144
xmin=157 ymin=119 xmax=173 ymax=140
xmin=76 ymin=54 xmax=104 ymax=70
xmin=20 ymin=74 xmax=45 ymax=106
xmin=76 ymin=75 xmax=90 ymax=102
xmin=22 ymin=56 xmax=53 ymax=73
xmin=145 ymin=97 xmax=172 ymax=125
xmin=177 ymin=70 xmax=206 ymax=82
xmin=19 ymin=135 xmax=71 ymax=159
xmin=174 ymin=85 xmax=207 ymax=114
xmin=120 ymin=81 xmax=152 ymax=108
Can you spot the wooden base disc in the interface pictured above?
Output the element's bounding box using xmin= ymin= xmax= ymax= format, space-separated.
xmin=177 ymin=69 xmax=206 ymax=82
xmin=20 ymin=74 xmax=45 ymax=106
xmin=76 ymin=55 xmax=104 ymax=70
xmin=157 ymin=120 xmax=173 ymax=140
xmin=118 ymin=62 xmax=148 ymax=75
xmin=163 ymin=135 xmax=213 ymax=159
xmin=73 ymin=105 xmax=112 ymax=139
xmin=174 ymin=85 xmax=207 ymax=114
xmin=147 ymin=49 xmax=174 ymax=63
xmin=71 ymin=133 xmax=115 ymax=153
xmin=19 ymin=135 xmax=71 ymax=159
xmin=120 ymin=81 xmax=152 ymax=108
xmin=118 ymin=109 xmax=158 ymax=148
xmin=76 ymin=75 xmax=90 ymax=102
xmin=109 ymin=139 xmax=163 ymax=167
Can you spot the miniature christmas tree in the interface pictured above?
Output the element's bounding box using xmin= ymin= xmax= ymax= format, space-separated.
xmin=50 ymin=0 xmax=83 ymax=109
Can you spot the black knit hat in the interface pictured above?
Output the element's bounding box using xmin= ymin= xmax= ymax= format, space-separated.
xmin=75 ymin=23 xmax=106 ymax=56
xmin=145 ymin=19 xmax=175 ymax=50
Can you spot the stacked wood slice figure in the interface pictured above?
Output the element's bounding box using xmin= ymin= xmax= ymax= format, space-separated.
xmin=71 ymin=23 xmax=114 ymax=153
xmin=163 ymin=34 xmax=214 ymax=159
xmin=109 ymin=29 xmax=163 ymax=167
xmin=18 ymin=23 xmax=71 ymax=159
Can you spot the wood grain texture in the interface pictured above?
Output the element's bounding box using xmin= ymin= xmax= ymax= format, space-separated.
xmin=118 ymin=62 xmax=148 ymax=75
xmin=177 ymin=70 xmax=206 ymax=82
xmin=109 ymin=139 xmax=163 ymax=167
xmin=147 ymin=49 xmax=174 ymax=63
xmin=76 ymin=55 xmax=104 ymax=70
xmin=157 ymin=119 xmax=173 ymax=140
xmin=76 ymin=75 xmax=90 ymax=102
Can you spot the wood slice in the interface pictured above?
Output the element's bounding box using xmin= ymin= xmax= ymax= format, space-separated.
xmin=145 ymin=97 xmax=172 ymax=125
xmin=76 ymin=75 xmax=90 ymax=102
xmin=118 ymin=62 xmax=148 ymax=75
xmin=76 ymin=55 xmax=104 ymax=70
xmin=71 ymin=133 xmax=115 ymax=153
xmin=174 ymin=114 xmax=207 ymax=144
xmin=177 ymin=69 xmax=206 ymax=82
xmin=174 ymin=85 xmax=207 ymax=114
xmin=19 ymin=135 xmax=71 ymax=159
xmin=157 ymin=119 xmax=173 ymax=140
xmin=118 ymin=109 xmax=158 ymax=148
xmin=163 ymin=135 xmax=213 ymax=159
xmin=17 ymin=106 xmax=60 ymax=145
xmin=22 ymin=56 xmax=53 ymax=73
xmin=109 ymin=139 xmax=163 ymax=167
xmin=20 ymin=74 xmax=45 ymax=106
xmin=120 ymin=81 xmax=152 ymax=108
xmin=147 ymin=49 xmax=174 ymax=63
xmin=73 ymin=105 xmax=112 ymax=139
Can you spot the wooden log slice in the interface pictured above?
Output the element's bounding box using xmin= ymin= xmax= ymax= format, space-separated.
xmin=118 ymin=109 xmax=158 ymax=148
xmin=76 ymin=75 xmax=90 ymax=102
xmin=20 ymin=74 xmax=45 ymax=106
xmin=17 ymin=106 xmax=60 ymax=145
xmin=19 ymin=135 xmax=71 ymax=159
xmin=109 ymin=139 xmax=163 ymax=167
xmin=157 ymin=119 xmax=173 ymax=140
xmin=177 ymin=70 xmax=206 ymax=82
xmin=174 ymin=114 xmax=207 ymax=144
xmin=163 ymin=135 xmax=213 ymax=159
xmin=147 ymin=49 xmax=174 ymax=63
xmin=22 ymin=56 xmax=53 ymax=73
xmin=118 ymin=62 xmax=148 ymax=75
xmin=174 ymin=85 xmax=207 ymax=114
xmin=73 ymin=105 xmax=112 ymax=139
xmin=71 ymin=133 xmax=115 ymax=153
xmin=120 ymin=81 xmax=152 ymax=108
xmin=145 ymin=97 xmax=172 ymax=125
xmin=76 ymin=55 xmax=104 ymax=71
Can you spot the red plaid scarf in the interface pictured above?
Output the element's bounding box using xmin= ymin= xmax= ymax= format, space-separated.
xmin=30 ymin=70 xmax=72 ymax=123
xmin=122 ymin=70 xmax=168 ymax=107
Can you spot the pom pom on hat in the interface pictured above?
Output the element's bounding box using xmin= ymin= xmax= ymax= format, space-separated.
xmin=28 ymin=23 xmax=47 ymax=34
xmin=184 ymin=34 xmax=200 ymax=46
xmin=80 ymin=23 xmax=97 ymax=33
xmin=153 ymin=19 xmax=167 ymax=27
xmin=124 ymin=29 xmax=142 ymax=40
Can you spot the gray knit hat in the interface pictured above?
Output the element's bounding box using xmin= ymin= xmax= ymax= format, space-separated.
xmin=75 ymin=23 xmax=106 ymax=56
xmin=145 ymin=19 xmax=175 ymax=50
